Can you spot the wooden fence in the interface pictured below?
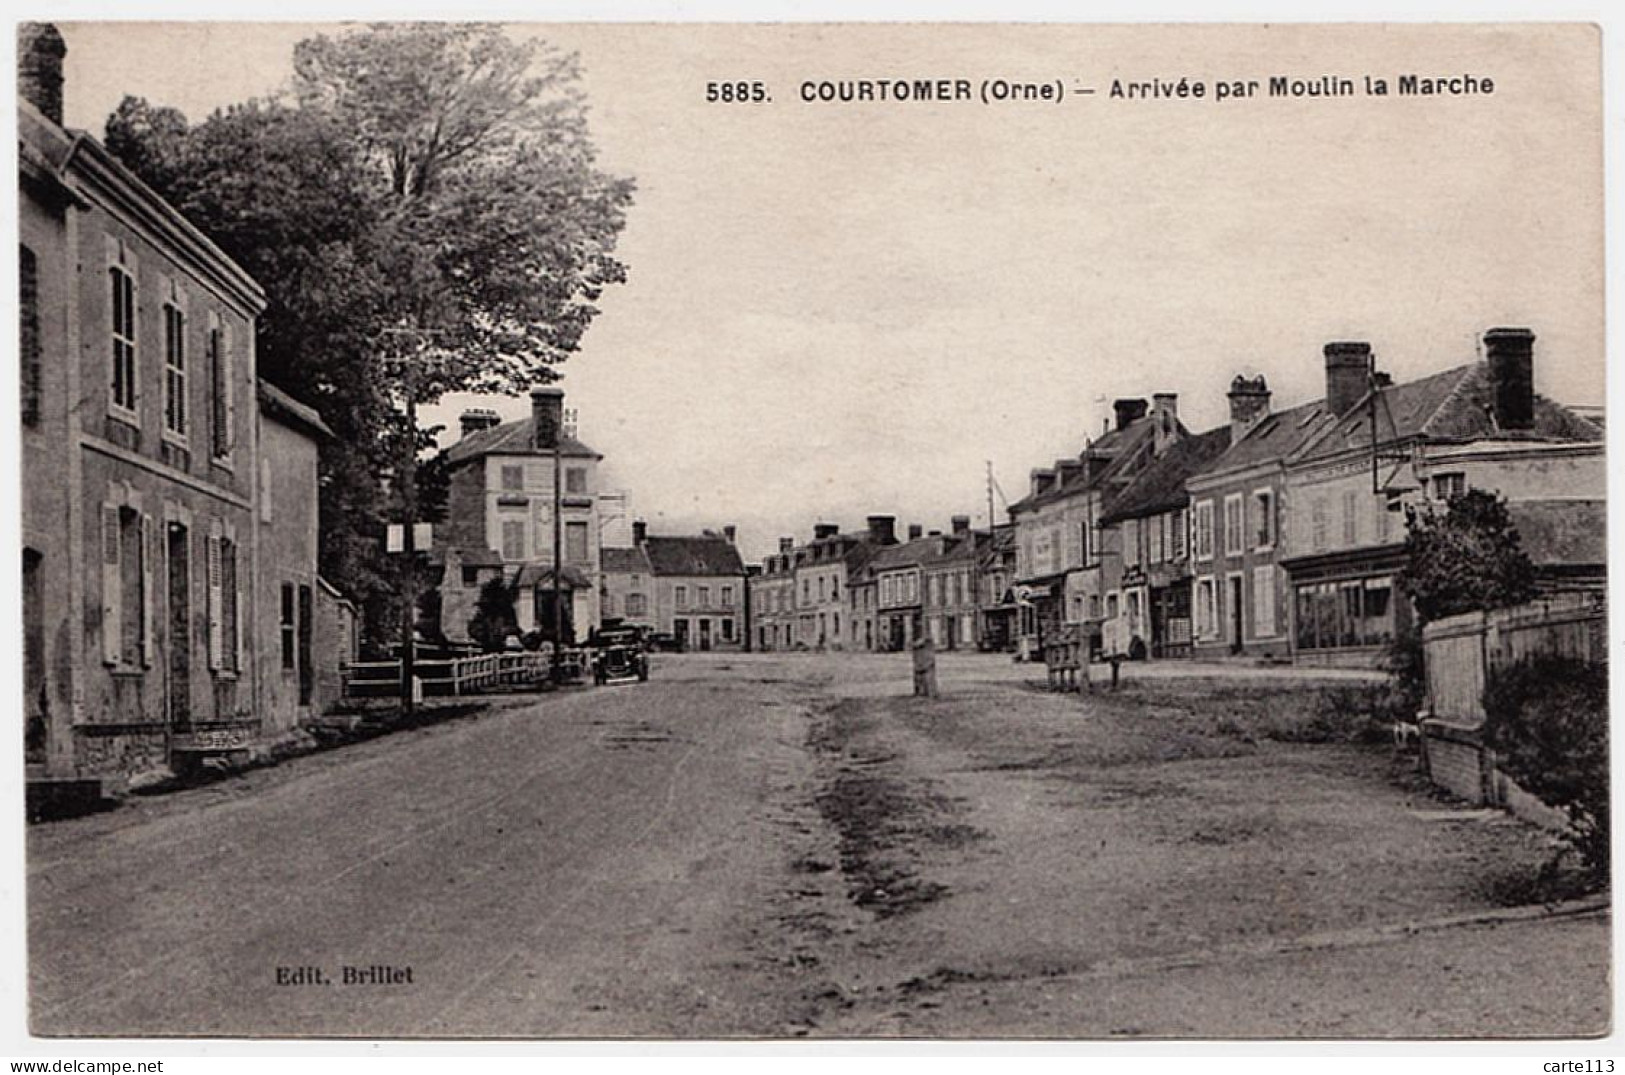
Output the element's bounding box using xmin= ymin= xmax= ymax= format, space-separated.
xmin=342 ymin=650 xmax=588 ymax=699
xmin=1421 ymin=593 xmax=1606 ymax=723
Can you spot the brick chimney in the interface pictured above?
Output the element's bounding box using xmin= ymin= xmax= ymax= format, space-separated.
xmin=632 ymin=519 xmax=647 ymax=545
xmin=1324 ymin=342 xmax=1371 ymax=415
xmin=1484 ymin=327 xmax=1535 ymax=431
xmin=778 ymin=536 xmax=794 ymax=554
xmin=1113 ymin=398 xmax=1149 ymax=431
xmin=866 ymin=515 xmax=897 ymax=545
xmin=813 ymin=523 xmax=839 ymax=541
xmin=459 ymin=407 xmax=501 ymax=440
xmin=18 ymin=24 xmax=66 ymax=126
xmin=907 ymin=523 xmax=923 ymax=541
xmin=1227 ymin=375 xmax=1271 ymax=441
xmin=531 ymin=388 xmax=564 ymax=450
xmin=951 ymin=515 xmax=971 ymax=535
xmin=1151 ymin=392 xmax=1179 ymax=454
xmin=723 ymin=524 xmax=737 ymax=545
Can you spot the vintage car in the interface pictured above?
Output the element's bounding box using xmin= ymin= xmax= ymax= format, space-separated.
xmin=592 ymin=640 xmax=649 ymax=685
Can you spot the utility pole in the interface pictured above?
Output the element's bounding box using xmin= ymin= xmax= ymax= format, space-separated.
xmin=986 ymin=460 xmax=996 ymax=531
xmin=551 ymin=413 xmax=564 ymax=684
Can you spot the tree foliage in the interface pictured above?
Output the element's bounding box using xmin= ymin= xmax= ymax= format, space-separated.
xmin=1484 ymin=655 xmax=1609 ymax=881
xmin=1399 ymin=489 xmax=1537 ymax=625
xmin=468 ymin=577 xmax=519 ymax=653
xmin=104 ymin=24 xmax=633 ymax=642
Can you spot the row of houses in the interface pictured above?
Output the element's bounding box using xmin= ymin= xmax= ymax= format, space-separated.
xmin=1010 ymin=332 xmax=1605 ymax=667
xmin=746 ymin=515 xmax=1020 ymax=655
xmin=20 ymin=26 xmax=359 ymax=793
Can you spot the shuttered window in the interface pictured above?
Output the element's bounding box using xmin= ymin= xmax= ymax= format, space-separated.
xmin=163 ymin=302 xmax=187 ymax=438
xmin=100 ymin=502 xmax=152 ymax=669
xmin=208 ymin=317 xmax=234 ymax=462
xmin=21 ymin=245 xmax=40 ymax=426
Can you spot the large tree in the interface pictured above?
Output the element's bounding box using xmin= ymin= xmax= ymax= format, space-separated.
xmin=105 ymin=23 xmax=633 ymax=646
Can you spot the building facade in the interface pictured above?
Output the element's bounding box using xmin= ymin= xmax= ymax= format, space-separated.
xmin=749 ymin=538 xmax=797 ymax=651
xmin=439 ymin=389 xmax=603 ymax=645
xmin=642 ymin=530 xmax=748 ymax=651
xmin=600 ymin=544 xmax=655 ymax=631
xmin=20 ymin=24 xmax=335 ymax=787
xmin=1279 ymin=329 xmax=1604 ymax=665
xmin=921 ymin=518 xmax=980 ymax=650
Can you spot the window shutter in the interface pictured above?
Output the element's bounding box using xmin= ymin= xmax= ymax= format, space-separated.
xmin=141 ymin=513 xmax=156 ymax=668
xmin=229 ymin=540 xmax=244 ymax=674
xmin=101 ymin=503 xmax=122 ymax=664
xmin=206 ymin=529 xmax=223 ymax=671
xmin=221 ymin=323 xmax=235 ymax=456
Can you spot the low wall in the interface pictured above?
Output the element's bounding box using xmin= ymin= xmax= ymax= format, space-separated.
xmin=1420 ymin=718 xmax=1571 ymax=833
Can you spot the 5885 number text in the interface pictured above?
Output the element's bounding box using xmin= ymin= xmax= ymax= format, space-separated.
xmin=706 ymin=81 xmax=770 ymax=103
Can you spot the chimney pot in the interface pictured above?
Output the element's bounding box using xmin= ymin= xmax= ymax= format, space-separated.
xmin=907 ymin=524 xmax=923 ymax=541
xmin=530 ymin=388 xmax=564 ymax=451
xmin=631 ymin=519 xmax=647 ymax=546
xmin=1113 ymin=398 xmax=1149 ymax=431
xmin=18 ymin=24 xmax=66 ymax=126
xmin=865 ymin=514 xmax=897 ymax=545
xmin=1484 ymin=327 xmax=1535 ymax=431
xmin=1323 ymin=341 xmax=1372 ymax=416
xmin=459 ymin=407 xmax=501 ymax=440
xmin=1227 ymin=374 xmax=1272 ymax=440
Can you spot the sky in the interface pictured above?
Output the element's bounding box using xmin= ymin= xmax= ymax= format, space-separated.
xmin=57 ymin=22 xmax=1605 ymax=563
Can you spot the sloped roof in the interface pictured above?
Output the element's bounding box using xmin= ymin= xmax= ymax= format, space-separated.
xmin=1297 ymin=363 xmax=1602 ymax=463
xmin=1100 ymin=425 xmax=1233 ymax=523
xmin=869 ymin=536 xmax=947 ymax=571
xmin=642 ymin=535 xmax=745 ymax=578
xmin=444 ymin=416 xmax=601 ymax=466
xmin=601 ymin=545 xmax=652 ymax=574
xmin=1008 ymin=416 xmax=1169 ymax=514
xmin=1506 ymin=500 xmax=1606 ymax=567
xmin=921 ymin=532 xmax=980 ymax=568
xmin=258 ymin=380 xmax=334 ymax=440
xmin=1202 ymin=398 xmax=1333 ymax=477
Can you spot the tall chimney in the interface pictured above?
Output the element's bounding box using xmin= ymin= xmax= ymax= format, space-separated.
xmin=813 ymin=523 xmax=839 ymax=541
xmin=907 ymin=523 xmax=923 ymax=541
xmin=779 ymin=536 xmax=794 ymax=554
xmin=632 ymin=519 xmax=647 ymax=545
xmin=1151 ymin=392 xmax=1179 ymax=454
xmin=18 ymin=24 xmax=66 ymax=127
xmin=1227 ymin=374 xmax=1272 ymax=441
xmin=951 ymin=515 xmax=971 ymax=535
xmin=723 ymin=524 xmax=737 ymax=545
xmin=1113 ymin=398 xmax=1149 ymax=431
xmin=866 ymin=515 xmax=897 ymax=545
xmin=459 ymin=407 xmax=501 ymax=440
xmin=1324 ymin=342 xmax=1371 ymax=416
xmin=531 ymin=388 xmax=564 ymax=450
xmin=1484 ymin=327 xmax=1535 ymax=431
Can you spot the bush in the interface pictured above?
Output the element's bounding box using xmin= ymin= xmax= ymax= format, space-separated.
xmin=1483 ymin=655 xmax=1609 ymax=882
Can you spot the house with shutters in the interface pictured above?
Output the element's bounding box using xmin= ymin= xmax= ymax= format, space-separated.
xmin=1278 ymin=327 xmax=1603 ymax=665
xmin=19 ymin=23 xmax=337 ymax=792
xmin=749 ymin=539 xmax=798 ymax=651
xmin=438 ymin=389 xmax=604 ymax=645
xmin=637 ymin=526 xmax=748 ymax=651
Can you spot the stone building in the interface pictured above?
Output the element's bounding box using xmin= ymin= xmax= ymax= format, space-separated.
xmin=1008 ymin=396 xmax=1181 ymax=659
xmin=600 ymin=541 xmax=655 ymax=631
xmin=639 ymin=528 xmax=748 ymax=651
xmin=19 ymin=23 xmax=332 ymax=790
xmin=920 ymin=517 xmax=981 ymax=650
xmin=438 ymin=389 xmax=603 ymax=644
xmin=1278 ymin=328 xmax=1603 ymax=665
xmin=256 ymin=382 xmax=335 ymax=733
xmin=749 ymin=538 xmax=798 ymax=651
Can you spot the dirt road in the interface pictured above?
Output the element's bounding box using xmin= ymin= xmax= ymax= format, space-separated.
xmin=28 ymin=652 xmax=1609 ymax=1039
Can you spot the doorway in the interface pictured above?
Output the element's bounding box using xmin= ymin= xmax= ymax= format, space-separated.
xmin=167 ymin=522 xmax=191 ymax=727
xmin=698 ymin=617 xmax=712 ymax=651
xmin=1228 ymin=575 xmax=1244 ymax=654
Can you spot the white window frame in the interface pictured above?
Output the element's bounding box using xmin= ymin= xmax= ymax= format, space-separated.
xmin=107 ymin=237 xmax=140 ymax=422
xmin=1194 ymin=500 xmax=1215 ymax=562
xmin=161 ymin=279 xmax=189 ymax=446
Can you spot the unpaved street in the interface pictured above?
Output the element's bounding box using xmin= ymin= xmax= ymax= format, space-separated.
xmin=29 ymin=653 xmax=1609 ymax=1038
